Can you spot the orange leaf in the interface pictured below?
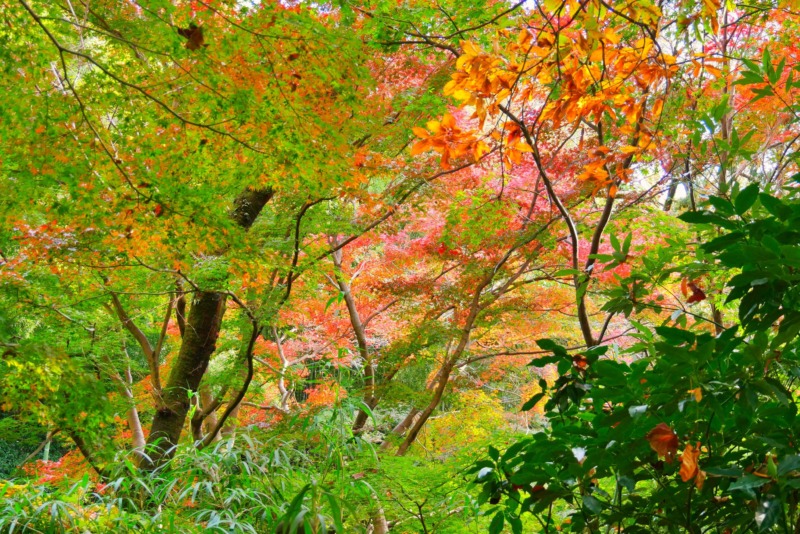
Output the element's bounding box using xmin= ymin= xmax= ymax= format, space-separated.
xmin=410 ymin=140 xmax=430 ymax=156
xmin=441 ymin=113 xmax=456 ymax=129
xmin=695 ymin=468 xmax=707 ymax=489
xmin=646 ymin=423 xmax=679 ymax=463
xmin=474 ymin=141 xmax=490 ymax=161
xmin=679 ymin=442 xmax=701 ymax=482
xmin=651 ymin=98 xmax=664 ymax=118
xmin=412 ymin=127 xmax=430 ymax=139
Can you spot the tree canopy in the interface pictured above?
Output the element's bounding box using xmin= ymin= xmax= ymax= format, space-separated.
xmin=2 ymin=0 xmax=800 ymax=532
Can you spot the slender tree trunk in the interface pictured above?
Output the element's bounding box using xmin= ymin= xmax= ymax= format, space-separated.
xmin=221 ymin=402 xmax=241 ymax=437
xmin=330 ymin=245 xmax=376 ymax=433
xmin=68 ymin=430 xmax=108 ymax=480
xmin=380 ymin=408 xmax=420 ymax=451
xmin=123 ymin=366 xmax=146 ymax=454
xmin=396 ymin=360 xmax=455 ymax=456
xmin=199 ymin=384 xmax=220 ymax=440
xmin=663 ymin=176 xmax=679 ymax=212
xmin=379 ymin=360 xmax=450 ymax=451
xmin=711 ymin=303 xmax=725 ymax=336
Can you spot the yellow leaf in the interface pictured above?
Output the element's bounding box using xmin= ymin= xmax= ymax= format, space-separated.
xmin=453 ymin=89 xmax=472 ymax=101
xmin=651 ymin=98 xmax=664 ymax=118
xmin=619 ymin=145 xmax=640 ymax=155
xmin=603 ymin=28 xmax=621 ymax=45
xmin=474 ymin=141 xmax=490 ymax=161
xmin=702 ymin=0 xmax=721 ymax=16
xmin=461 ymin=40 xmax=481 ymax=56
xmin=441 ymin=114 xmax=456 ymax=128
xmin=426 ymin=120 xmax=441 ymax=133
xmin=515 ymin=142 xmax=534 ymax=153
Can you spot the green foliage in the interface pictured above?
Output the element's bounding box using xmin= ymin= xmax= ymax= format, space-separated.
xmin=473 ymin=186 xmax=800 ymax=532
xmin=0 ymin=421 xmax=375 ymax=533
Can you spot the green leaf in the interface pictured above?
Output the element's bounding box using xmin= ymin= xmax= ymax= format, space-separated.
xmin=756 ymin=498 xmax=781 ymax=531
xmin=734 ymin=184 xmax=759 ymax=215
xmin=609 ymin=232 xmax=621 ymax=253
xmin=535 ymin=339 xmax=569 ymax=357
xmin=489 ymin=511 xmax=505 ymax=534
xmin=778 ymin=455 xmax=800 ymax=476
xmin=551 ymin=268 xmax=581 ymax=277
xmin=759 ymin=194 xmax=792 ymax=220
xmin=521 ymin=393 xmax=546 ymax=412
xmin=655 ymin=326 xmax=695 ymax=345
xmin=583 ymin=495 xmax=603 ymax=514
xmin=325 ymin=494 xmax=345 ymax=533
xmin=729 ymin=474 xmax=770 ymax=492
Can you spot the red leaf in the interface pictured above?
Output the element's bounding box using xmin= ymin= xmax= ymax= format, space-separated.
xmin=686 ymin=281 xmax=706 ymax=303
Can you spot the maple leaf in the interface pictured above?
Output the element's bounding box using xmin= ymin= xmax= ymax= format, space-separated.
xmin=646 ymin=423 xmax=679 ymax=463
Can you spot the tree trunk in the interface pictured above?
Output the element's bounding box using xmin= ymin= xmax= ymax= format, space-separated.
xmin=144 ymin=291 xmax=226 ymax=466
xmin=330 ymin=243 xmax=377 ymax=433
xmin=123 ymin=366 xmax=146 ymax=455
xmin=199 ymin=384 xmax=220 ymax=440
xmin=371 ymin=502 xmax=390 ymax=534
xmin=395 ymin=360 xmax=454 ymax=456
xmin=663 ymin=175 xmax=679 ymax=212
xmin=379 ymin=362 xmax=449 ymax=451
xmin=379 ymin=408 xmax=419 ymax=451
xmin=142 ymin=187 xmax=272 ymax=468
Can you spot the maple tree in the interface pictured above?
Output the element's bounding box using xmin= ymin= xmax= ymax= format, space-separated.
xmin=2 ymin=0 xmax=800 ymax=532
